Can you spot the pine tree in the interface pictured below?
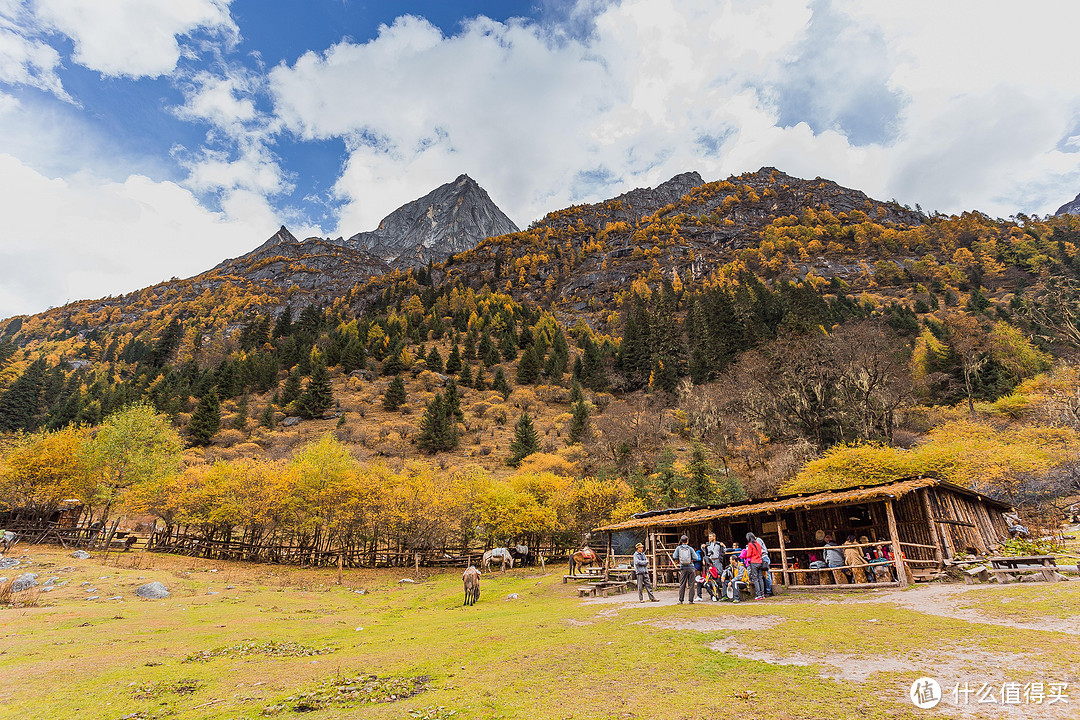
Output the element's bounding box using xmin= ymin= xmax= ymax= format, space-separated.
xmin=425 ymin=346 xmax=444 ymax=372
xmin=298 ymin=358 xmax=333 ymax=419
xmin=444 ymin=378 xmax=464 ymax=422
xmin=458 ymin=362 xmax=473 ymax=387
xmin=544 ymin=327 xmax=570 ymax=379
xmin=492 ymin=367 xmax=511 ymax=398
xmin=189 ymin=387 xmax=221 ymax=445
xmin=479 ymin=333 xmax=495 ymax=365
xmin=445 ymin=344 xmax=463 ymax=374
xmin=516 ymin=344 xmax=540 ymax=384
xmin=272 ymin=305 xmax=293 ymax=338
xmin=341 ymin=339 xmax=366 ymax=373
xmin=686 ymin=443 xmax=715 ymax=505
xmin=381 ymin=344 xmax=407 ymax=375
xmin=232 ymin=394 xmax=249 ymax=430
xmin=259 ymin=403 xmax=276 ymax=429
xmin=464 ymin=332 xmax=477 ymax=361
xmin=581 ymin=336 xmax=608 ymax=391
xmin=418 ymin=392 xmax=458 ymax=452
xmin=568 ymin=399 xmax=589 ymax=444
xmin=280 ymin=368 xmax=302 ymax=407
xmin=616 ymin=295 xmax=651 ymax=388
xmin=569 ymin=377 xmax=583 ymax=404
xmin=0 ymin=357 xmax=48 ymax=432
xmin=473 ymin=365 xmax=487 ymax=391
xmin=500 ymin=331 xmax=518 ymax=362
xmin=508 ymin=412 xmax=540 ymax=466
xmin=383 ymin=375 xmax=407 ymax=411
xmin=716 ymin=473 xmax=747 ymax=503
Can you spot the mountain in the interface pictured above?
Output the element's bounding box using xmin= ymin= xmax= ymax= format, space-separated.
xmin=1055 ymin=192 xmax=1080 ymax=216
xmin=337 ymin=173 xmax=519 ymax=268
xmin=211 ymin=225 xmax=389 ymax=297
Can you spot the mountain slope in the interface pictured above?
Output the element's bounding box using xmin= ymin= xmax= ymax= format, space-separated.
xmin=338 ymin=174 xmax=519 ymax=268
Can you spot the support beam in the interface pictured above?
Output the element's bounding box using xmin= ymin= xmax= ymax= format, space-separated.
xmin=604 ymin=531 xmax=612 ymax=581
xmin=775 ymin=514 xmax=790 ymax=587
xmin=920 ymin=488 xmax=945 ymax=567
xmin=885 ymin=499 xmax=909 ymax=587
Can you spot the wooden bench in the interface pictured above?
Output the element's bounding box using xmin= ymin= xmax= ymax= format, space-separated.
xmin=988 ymin=555 xmax=1058 ymax=583
xmin=577 ymin=581 xmax=630 ymax=598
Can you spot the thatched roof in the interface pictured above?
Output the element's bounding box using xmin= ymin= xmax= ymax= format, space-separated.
xmin=594 ymin=475 xmax=1009 ymax=532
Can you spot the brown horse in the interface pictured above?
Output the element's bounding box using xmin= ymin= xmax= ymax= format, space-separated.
xmin=569 ymin=547 xmax=599 ymax=575
xmin=462 ymin=566 xmax=480 ymax=606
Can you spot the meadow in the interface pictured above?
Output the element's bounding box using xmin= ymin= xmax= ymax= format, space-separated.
xmin=1 ymin=546 xmax=1078 ymax=720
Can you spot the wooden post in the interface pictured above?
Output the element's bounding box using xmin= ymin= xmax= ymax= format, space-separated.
xmin=920 ymin=489 xmax=944 ymax=567
xmin=649 ymin=529 xmax=658 ymax=586
xmin=337 ymin=552 xmax=344 ymax=585
xmin=415 ymin=552 xmax=420 ymax=576
xmin=774 ymin=514 xmax=789 ymax=587
xmin=604 ymin=531 xmax=612 ymax=581
xmin=885 ymin=499 xmax=908 ymax=587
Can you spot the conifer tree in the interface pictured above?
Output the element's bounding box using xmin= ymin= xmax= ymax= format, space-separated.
xmin=581 ymin=336 xmax=608 ymax=391
xmin=473 ymin=365 xmax=487 ymax=391
xmin=273 ymin=305 xmax=293 ymax=338
xmin=464 ymin=332 xmax=477 ymax=361
xmin=425 ymin=346 xmax=444 ymax=372
xmin=686 ymin=442 xmax=715 ymax=505
xmin=500 ymin=331 xmax=518 ymax=362
xmin=189 ymin=387 xmax=221 ymax=445
xmin=298 ymin=358 xmax=333 ymax=419
xmin=544 ymin=327 xmax=570 ymax=379
xmin=445 ymin=344 xmax=463 ymax=374
xmin=418 ymin=392 xmax=458 ymax=452
xmin=383 ymin=375 xmax=406 ymax=411
xmin=617 ymin=295 xmax=651 ymax=388
xmin=492 ymin=367 xmax=511 ymax=398
xmin=479 ymin=333 xmax=495 ymax=365
xmin=232 ymin=394 xmax=249 ymax=430
xmin=259 ymin=403 xmax=276 ymax=429
xmin=0 ymin=357 xmax=48 ymax=432
xmin=516 ymin=344 xmax=540 ymax=384
xmin=569 ymin=377 xmax=583 ymax=404
xmin=341 ymin=339 xmax=366 ymax=373
xmin=280 ymin=368 xmax=302 ymax=407
xmin=568 ymin=398 xmax=590 ymax=444
xmin=716 ymin=473 xmax=748 ymax=504
xmin=381 ymin=343 xmax=407 ymax=375
xmin=508 ymin=412 xmax=540 ymax=466
xmin=458 ymin=362 xmax=473 ymax=387
xmin=444 ymin=378 xmax=464 ymax=422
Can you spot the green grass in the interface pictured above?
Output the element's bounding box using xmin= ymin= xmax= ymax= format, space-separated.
xmin=1 ymin=548 xmax=1077 ymax=719
xmin=957 ymin=581 xmax=1080 ymax=622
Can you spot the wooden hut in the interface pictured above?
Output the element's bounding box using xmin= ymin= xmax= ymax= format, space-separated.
xmin=593 ymin=475 xmax=1012 ymax=590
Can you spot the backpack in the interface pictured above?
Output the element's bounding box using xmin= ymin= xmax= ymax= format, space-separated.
xmin=676 ymin=545 xmax=694 ymax=565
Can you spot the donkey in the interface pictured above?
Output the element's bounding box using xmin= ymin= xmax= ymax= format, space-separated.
xmin=462 ymin=566 xmax=481 ymax=606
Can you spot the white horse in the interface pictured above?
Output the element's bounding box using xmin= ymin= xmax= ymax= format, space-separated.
xmin=1 ymin=531 xmax=16 ymax=554
xmin=482 ymin=547 xmax=514 ymax=572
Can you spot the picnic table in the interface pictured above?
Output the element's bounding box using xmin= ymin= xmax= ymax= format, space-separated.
xmin=987 ymin=555 xmax=1058 ymax=583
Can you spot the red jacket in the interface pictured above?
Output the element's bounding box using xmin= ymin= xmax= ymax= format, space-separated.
xmin=740 ymin=542 xmax=762 ymax=564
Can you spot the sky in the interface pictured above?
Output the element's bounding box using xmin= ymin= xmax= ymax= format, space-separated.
xmin=3 ymin=0 xmax=1080 ymax=319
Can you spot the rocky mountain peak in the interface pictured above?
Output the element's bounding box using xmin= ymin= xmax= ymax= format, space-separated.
xmin=1056 ymin=192 xmax=1080 ymax=216
xmin=340 ymin=175 xmax=519 ymax=268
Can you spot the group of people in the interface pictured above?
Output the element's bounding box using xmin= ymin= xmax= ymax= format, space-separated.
xmin=631 ymin=532 xmax=774 ymax=604
xmin=806 ymin=534 xmax=897 ymax=584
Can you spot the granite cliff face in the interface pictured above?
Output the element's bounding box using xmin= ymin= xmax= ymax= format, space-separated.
xmin=339 ymin=174 xmax=519 ymax=268
xmin=1055 ymin=192 xmax=1080 ymax=216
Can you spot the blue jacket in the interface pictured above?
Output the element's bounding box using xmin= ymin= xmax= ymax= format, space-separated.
xmin=632 ymin=550 xmax=650 ymax=573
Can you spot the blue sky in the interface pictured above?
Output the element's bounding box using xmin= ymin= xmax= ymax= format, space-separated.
xmin=2 ymin=0 xmax=1080 ymax=318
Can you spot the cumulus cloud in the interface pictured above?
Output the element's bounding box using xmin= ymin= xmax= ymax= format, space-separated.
xmin=33 ymin=0 xmax=238 ymax=78
xmin=0 ymin=152 xmax=285 ymax=318
xmin=0 ymin=0 xmax=69 ymax=100
xmin=263 ymin=0 xmax=1080 ymax=233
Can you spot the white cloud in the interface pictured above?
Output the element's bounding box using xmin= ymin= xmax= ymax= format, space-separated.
xmin=0 ymin=152 xmax=286 ymax=318
xmin=0 ymin=1 xmax=69 ymax=100
xmin=263 ymin=0 xmax=1080 ymax=233
xmin=33 ymin=0 xmax=238 ymax=78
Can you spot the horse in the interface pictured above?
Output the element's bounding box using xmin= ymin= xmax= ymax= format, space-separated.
xmin=509 ymin=543 xmax=530 ymax=566
xmin=462 ymin=566 xmax=481 ymax=606
xmin=1 ymin=531 xmax=16 ymax=554
xmin=569 ymin=546 xmax=599 ymax=576
xmin=482 ymin=547 xmax=514 ymax=572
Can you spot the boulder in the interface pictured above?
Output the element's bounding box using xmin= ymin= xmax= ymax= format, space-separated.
xmin=135 ymin=581 xmax=170 ymax=599
xmin=12 ymin=573 xmax=38 ymax=592
xmin=71 ymin=550 xmax=91 ymax=560
xmin=282 ymin=416 xmax=301 ymax=427
xmin=0 ymin=558 xmax=19 ymax=570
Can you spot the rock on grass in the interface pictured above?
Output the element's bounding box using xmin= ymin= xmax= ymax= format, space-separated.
xmin=135 ymin=582 xmax=170 ymax=599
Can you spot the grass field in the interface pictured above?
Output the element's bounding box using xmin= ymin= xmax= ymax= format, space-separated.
xmin=1 ymin=547 xmax=1078 ymax=720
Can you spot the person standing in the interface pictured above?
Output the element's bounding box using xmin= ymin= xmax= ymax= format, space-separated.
xmin=755 ymin=535 xmax=773 ymax=597
xmin=633 ymin=542 xmax=658 ymax=602
xmin=824 ymin=535 xmax=847 ymax=584
xmin=706 ymin=533 xmax=725 ymax=573
xmin=739 ymin=532 xmax=765 ymax=600
xmin=670 ymin=535 xmax=697 ymax=604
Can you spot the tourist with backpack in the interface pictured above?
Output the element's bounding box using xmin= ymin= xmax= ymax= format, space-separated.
xmin=739 ymin=532 xmax=765 ymax=600
xmin=670 ymin=535 xmax=697 ymax=604
xmin=755 ymin=535 xmax=773 ymax=597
